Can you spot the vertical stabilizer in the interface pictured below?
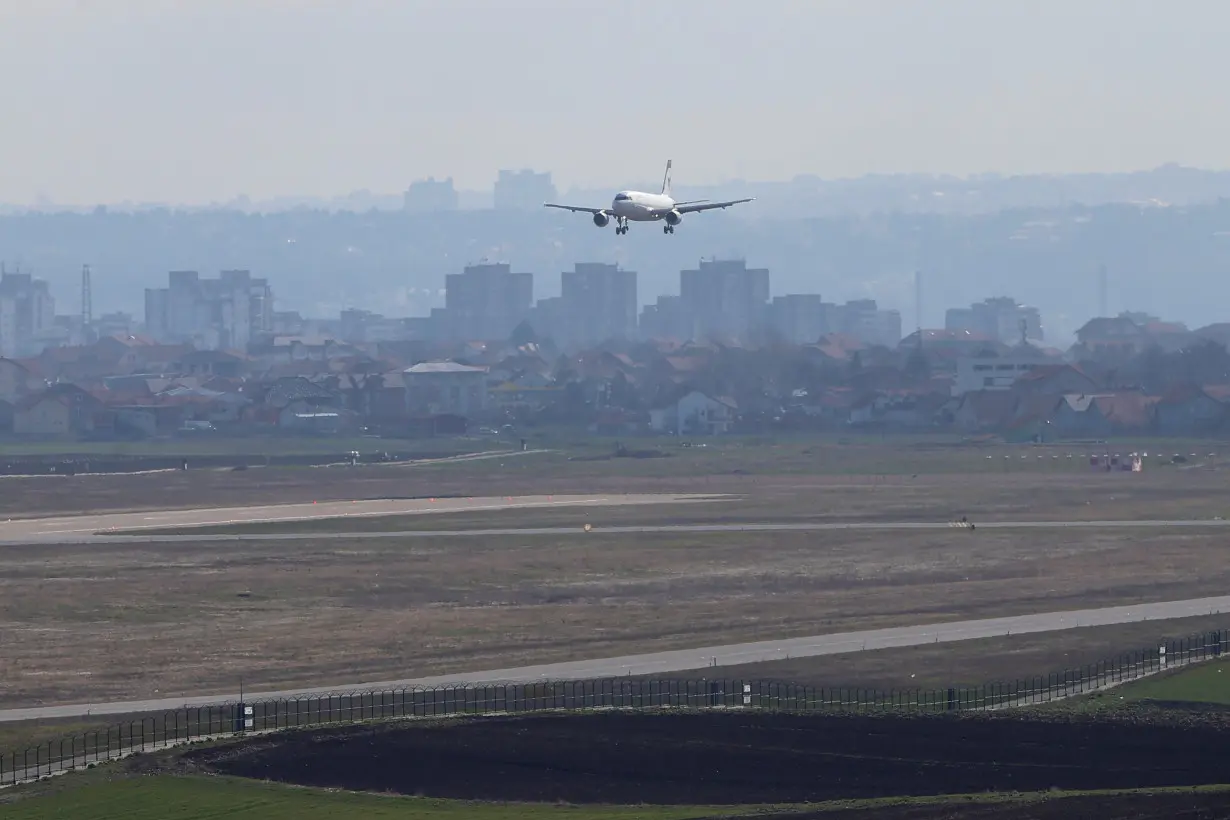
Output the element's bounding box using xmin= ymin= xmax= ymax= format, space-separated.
xmin=661 ymin=160 xmax=673 ymax=197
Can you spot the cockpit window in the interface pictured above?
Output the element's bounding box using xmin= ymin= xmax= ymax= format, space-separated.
xmin=614 ymin=193 xmax=631 ymax=201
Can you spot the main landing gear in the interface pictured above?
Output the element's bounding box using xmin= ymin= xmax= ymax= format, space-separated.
xmin=662 ymin=225 xmax=675 ymax=234
xmin=615 ymin=217 xmax=629 ymax=235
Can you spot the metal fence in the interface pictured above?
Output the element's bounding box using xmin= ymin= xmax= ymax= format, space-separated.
xmin=3 ymin=625 xmax=1226 ymax=788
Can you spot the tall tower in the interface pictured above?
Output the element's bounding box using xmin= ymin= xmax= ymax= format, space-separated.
xmin=1098 ymin=264 xmax=1108 ymax=318
xmin=81 ymin=264 xmax=93 ymax=326
xmin=914 ymin=269 xmax=923 ymax=333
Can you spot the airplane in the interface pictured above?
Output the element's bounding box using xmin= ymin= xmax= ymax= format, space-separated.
xmin=543 ymin=160 xmax=754 ymax=235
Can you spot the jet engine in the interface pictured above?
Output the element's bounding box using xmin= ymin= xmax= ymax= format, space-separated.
xmin=592 ymin=212 xmax=610 ymax=227
xmin=664 ymin=210 xmax=683 ymax=226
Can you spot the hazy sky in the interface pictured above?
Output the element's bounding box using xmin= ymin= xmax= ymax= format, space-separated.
xmin=1 ymin=0 xmax=1227 ymax=205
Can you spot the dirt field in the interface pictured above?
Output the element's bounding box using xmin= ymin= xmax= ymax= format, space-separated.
xmin=190 ymin=709 xmax=1230 ymax=804
xmin=5 ymin=520 xmax=1230 ymax=707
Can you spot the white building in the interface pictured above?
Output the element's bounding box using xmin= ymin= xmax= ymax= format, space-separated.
xmin=952 ymin=350 xmax=1052 ymax=396
xmin=404 ymin=361 xmax=490 ymax=417
xmin=649 ymin=391 xmax=737 ymax=435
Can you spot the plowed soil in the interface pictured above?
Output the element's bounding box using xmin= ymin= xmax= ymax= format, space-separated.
xmin=190 ymin=710 xmax=1230 ymax=805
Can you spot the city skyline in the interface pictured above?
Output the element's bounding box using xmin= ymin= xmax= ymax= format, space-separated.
xmin=3 ymin=1 xmax=1230 ymax=204
xmin=0 ymin=255 xmax=1123 ymax=361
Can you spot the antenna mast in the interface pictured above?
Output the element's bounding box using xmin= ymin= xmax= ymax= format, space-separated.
xmin=1098 ymin=264 xmax=1108 ymax=317
xmin=81 ymin=264 xmax=93 ymax=327
xmin=914 ymin=270 xmax=922 ymax=334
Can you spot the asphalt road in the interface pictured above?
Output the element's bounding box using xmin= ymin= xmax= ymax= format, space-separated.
xmin=3 ymin=594 xmax=1228 ymax=723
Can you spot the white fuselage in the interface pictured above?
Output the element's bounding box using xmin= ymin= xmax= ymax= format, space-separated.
xmin=611 ymin=190 xmax=675 ymax=221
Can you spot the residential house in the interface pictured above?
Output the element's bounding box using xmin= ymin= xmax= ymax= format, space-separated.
xmin=243 ymin=377 xmax=343 ymax=426
xmin=786 ymin=387 xmax=859 ymax=425
xmin=649 ymin=390 xmax=737 ymax=435
xmin=801 ymin=333 xmax=866 ymax=367
xmin=1046 ymin=392 xmax=1158 ymax=438
xmin=0 ymin=357 xmax=34 ymax=403
xmin=179 ymin=349 xmax=247 ymax=378
xmin=898 ymin=329 xmax=1004 ymax=367
xmin=847 ymin=389 xmax=947 ymax=430
xmin=13 ymin=384 xmax=108 ymax=438
xmin=404 ymin=361 xmax=489 ymax=417
xmin=1141 ymin=321 xmax=1196 ymax=353
xmin=949 ymin=390 xmax=1027 ymax=433
xmin=1012 ymin=364 xmax=1099 ymax=396
xmin=1193 ymin=323 xmax=1230 ymax=350
xmin=488 ymin=373 xmax=562 ymax=411
xmin=1073 ymin=317 xmax=1150 ymax=358
xmin=1154 ymin=384 xmax=1230 ymax=436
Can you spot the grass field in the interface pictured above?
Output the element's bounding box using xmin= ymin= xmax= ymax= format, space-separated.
xmin=1113 ymin=660 xmax=1230 ymax=705
xmin=8 ymin=769 xmax=1230 ymax=819
xmin=0 ymin=774 xmax=733 ymax=819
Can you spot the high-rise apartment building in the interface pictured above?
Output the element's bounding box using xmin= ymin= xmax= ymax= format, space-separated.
xmin=403 ymin=177 xmax=459 ymax=212
xmin=493 ymin=169 xmax=556 ymax=210
xmin=946 ymin=297 xmax=1043 ymax=344
xmin=767 ymin=294 xmax=825 ymax=344
xmin=679 ymin=258 xmax=770 ymax=342
xmin=145 ymin=269 xmax=273 ymax=350
xmin=439 ymin=262 xmax=533 ymax=341
xmin=840 ymin=298 xmax=903 ymax=347
xmin=558 ymin=262 xmax=637 ymax=347
xmin=0 ymin=269 xmax=56 ymax=357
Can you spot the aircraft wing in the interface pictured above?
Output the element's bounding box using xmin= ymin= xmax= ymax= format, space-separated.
xmin=673 ymin=197 xmax=755 ymax=214
xmin=543 ymin=203 xmax=607 ymax=215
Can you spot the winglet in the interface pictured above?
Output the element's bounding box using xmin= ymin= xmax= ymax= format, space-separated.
xmin=661 ymin=160 xmax=673 ymax=197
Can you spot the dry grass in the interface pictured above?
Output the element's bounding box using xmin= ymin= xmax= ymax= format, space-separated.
xmin=3 ymin=438 xmax=1228 ymax=520
xmin=145 ymin=472 xmax=1230 ymax=535
xmin=6 ymin=614 xmax=1227 ymax=757
xmin=5 ymin=522 xmax=1230 ymax=709
xmin=6 ymin=440 xmax=1230 ymax=712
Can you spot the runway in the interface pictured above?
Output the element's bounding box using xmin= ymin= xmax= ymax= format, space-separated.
xmin=0 ymin=493 xmax=719 ymax=544
xmin=3 ymin=593 xmax=1228 ymax=723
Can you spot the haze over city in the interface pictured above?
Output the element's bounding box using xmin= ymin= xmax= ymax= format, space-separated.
xmin=11 ymin=5 xmax=1230 ymax=813
xmin=3 ymin=0 xmax=1229 ymax=206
